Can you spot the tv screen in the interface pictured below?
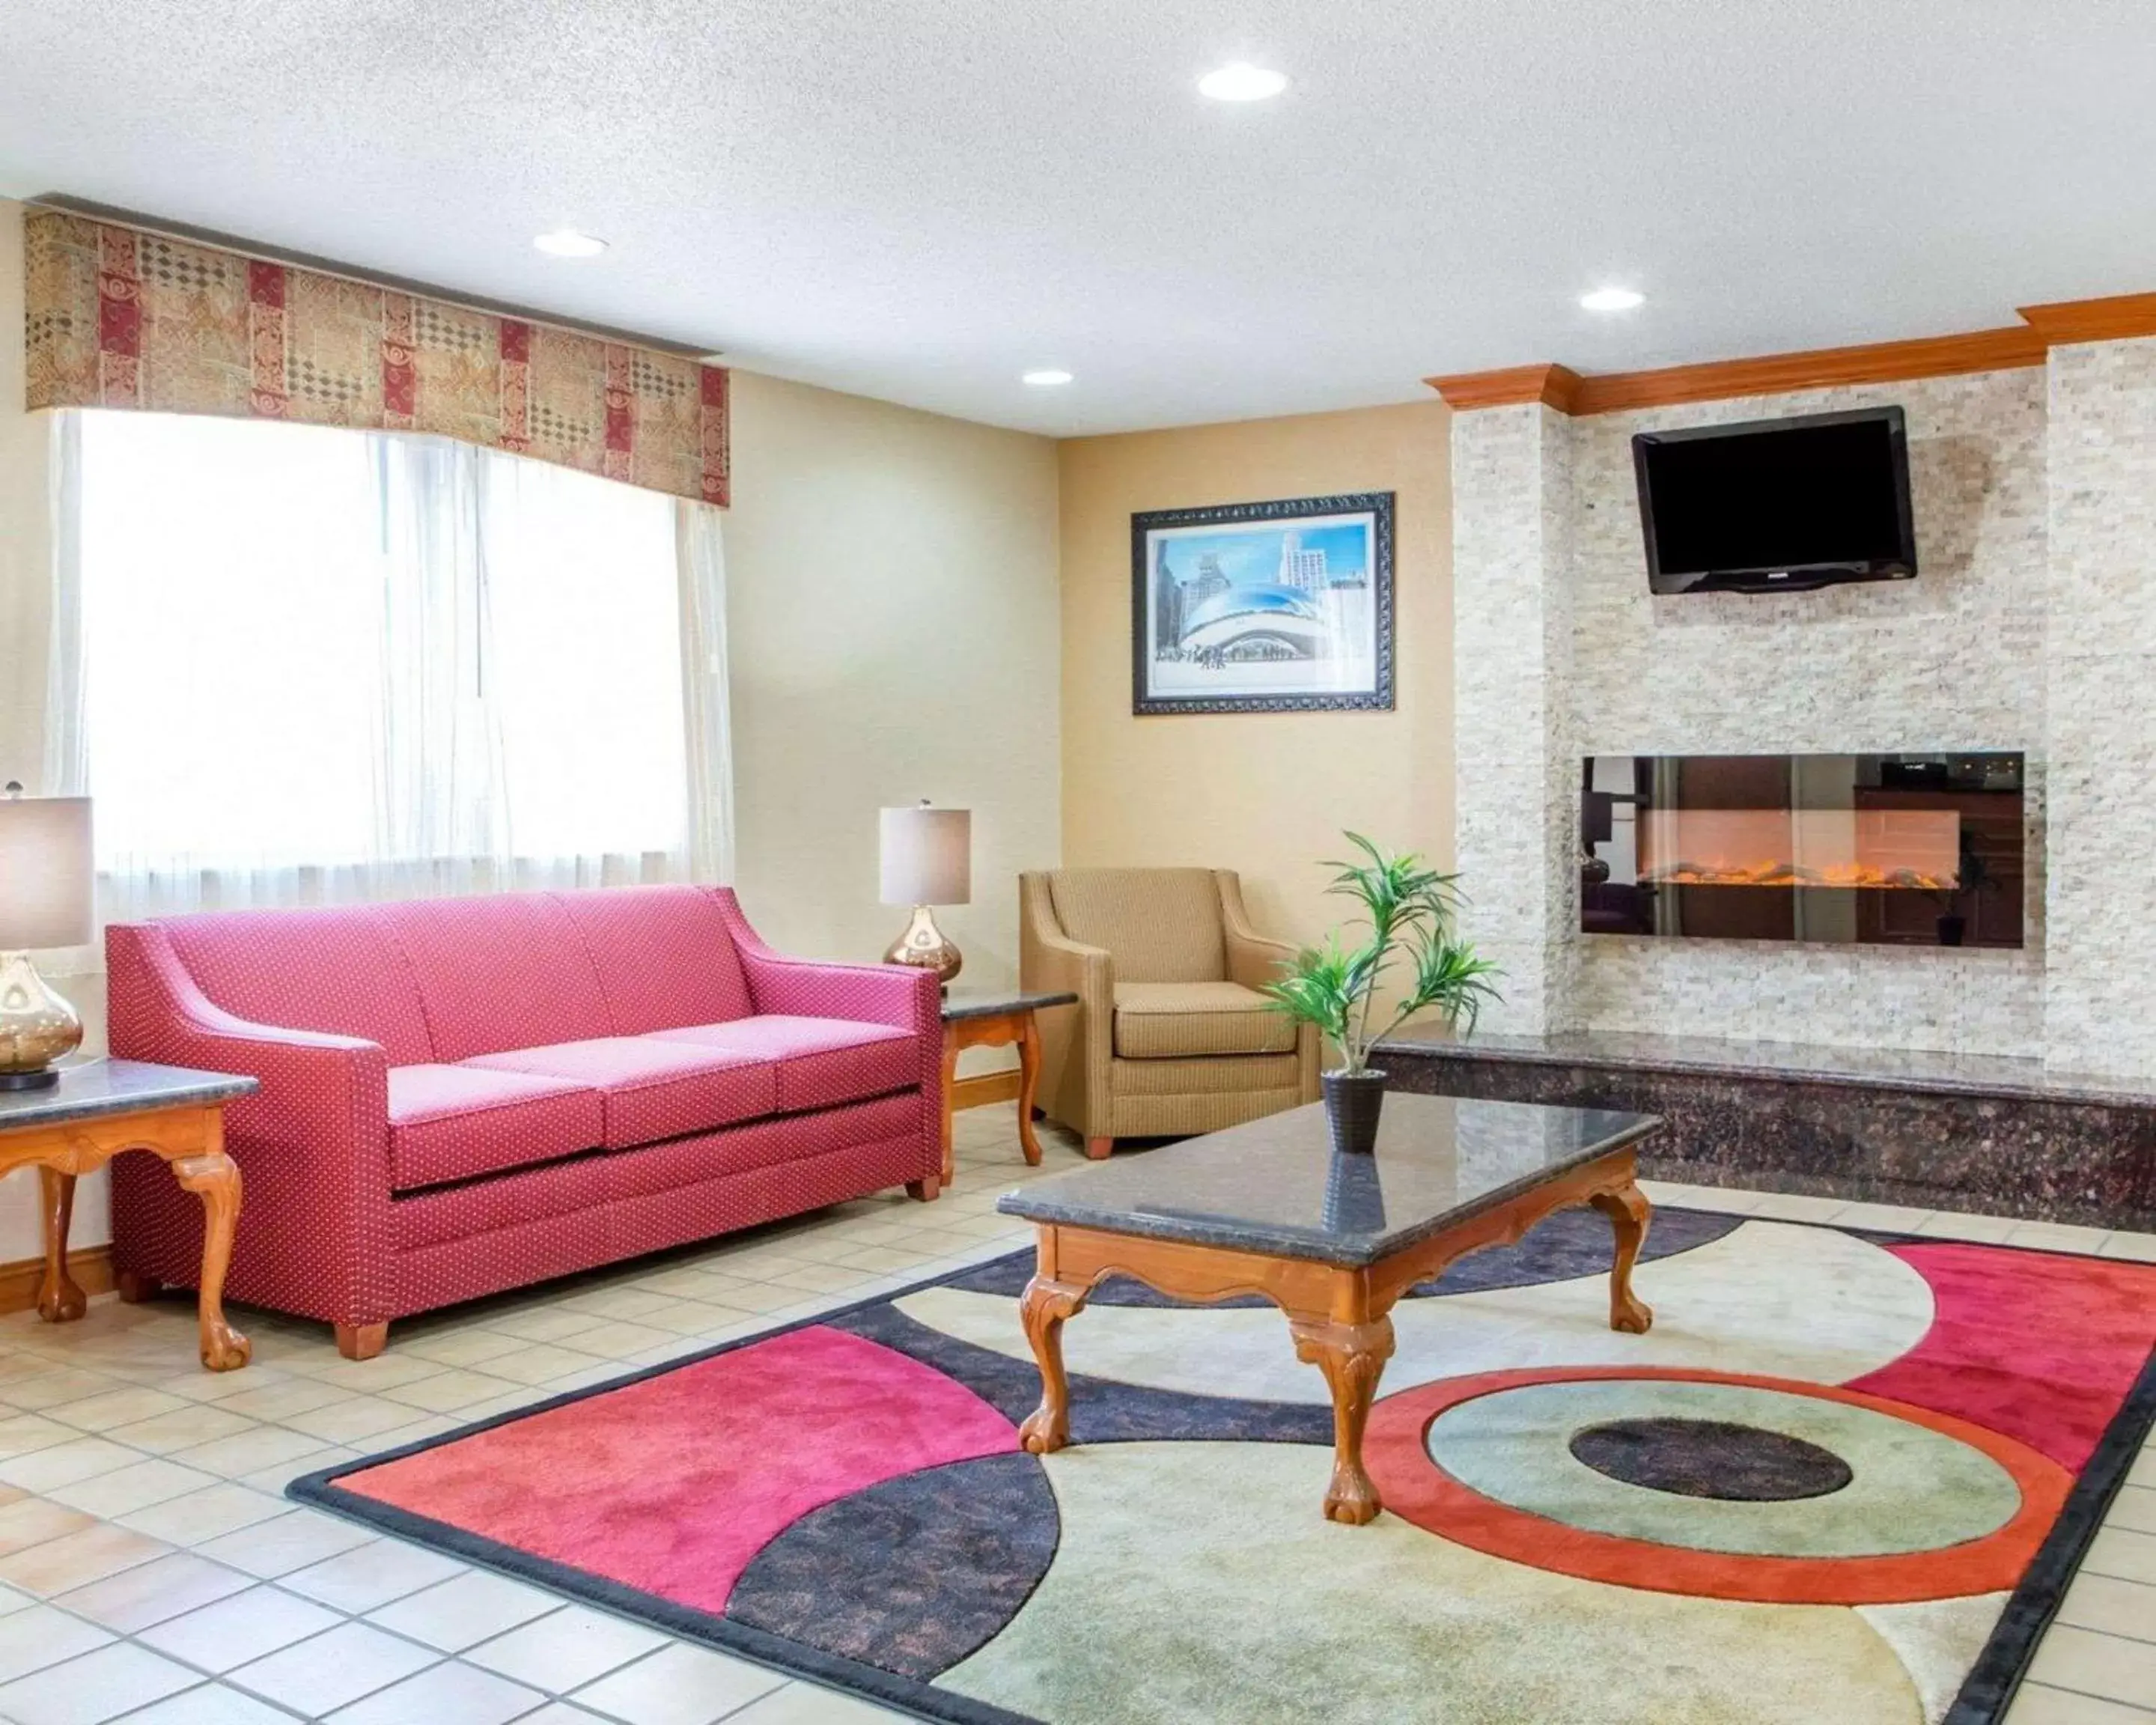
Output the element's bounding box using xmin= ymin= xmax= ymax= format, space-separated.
xmin=1633 ymin=406 xmax=1916 ymax=594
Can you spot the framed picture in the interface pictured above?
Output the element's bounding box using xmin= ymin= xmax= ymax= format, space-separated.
xmin=1131 ymin=492 xmax=1395 ymax=715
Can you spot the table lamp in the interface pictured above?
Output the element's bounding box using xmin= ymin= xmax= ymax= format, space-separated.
xmin=880 ymin=801 xmax=970 ymax=985
xmin=0 ymin=784 xmax=93 ymax=1090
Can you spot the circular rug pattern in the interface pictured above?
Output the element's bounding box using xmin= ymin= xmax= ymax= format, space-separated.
xmin=1568 ymin=1417 xmax=1854 ymax=1502
xmin=1365 ymin=1366 xmax=2074 ymax=1604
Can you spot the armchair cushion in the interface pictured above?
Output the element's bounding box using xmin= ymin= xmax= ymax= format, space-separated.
xmin=1046 ymin=868 xmax=1225 ymax=983
xmin=642 ymin=1016 xmax=915 ymax=1113
xmin=462 ymin=1038 xmax=776 ymax=1149
xmin=386 ymin=1065 xmax=605 ymax=1192
xmin=1112 ymin=982 xmax=1300 ymax=1059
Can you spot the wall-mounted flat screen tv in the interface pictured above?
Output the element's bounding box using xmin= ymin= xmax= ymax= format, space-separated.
xmin=1633 ymin=405 xmax=1916 ymax=595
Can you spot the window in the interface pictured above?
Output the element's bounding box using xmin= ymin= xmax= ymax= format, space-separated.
xmin=51 ymin=411 xmax=731 ymax=920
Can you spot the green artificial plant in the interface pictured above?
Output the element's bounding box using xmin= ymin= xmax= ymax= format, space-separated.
xmin=1259 ymin=833 xmax=1502 ymax=1075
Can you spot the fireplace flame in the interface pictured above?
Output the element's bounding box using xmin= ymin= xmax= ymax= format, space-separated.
xmin=1636 ymin=808 xmax=1963 ymax=892
xmin=1639 ymin=860 xmax=1958 ymax=890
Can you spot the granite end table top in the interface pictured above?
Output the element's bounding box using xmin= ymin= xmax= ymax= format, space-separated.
xmin=941 ymin=987 xmax=1079 ymax=1022
xmin=0 ymin=1059 xmax=259 ymax=1134
xmin=997 ymin=1093 xmax=1660 ymax=1268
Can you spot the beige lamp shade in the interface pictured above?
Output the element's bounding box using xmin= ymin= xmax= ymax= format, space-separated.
xmin=0 ymin=794 xmax=93 ymax=951
xmin=880 ymin=805 xmax=971 ymax=907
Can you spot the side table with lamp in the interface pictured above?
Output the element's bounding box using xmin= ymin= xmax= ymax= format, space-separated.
xmin=0 ymin=784 xmax=255 ymax=1370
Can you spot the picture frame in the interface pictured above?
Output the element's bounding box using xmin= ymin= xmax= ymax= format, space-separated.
xmin=1130 ymin=492 xmax=1395 ymax=715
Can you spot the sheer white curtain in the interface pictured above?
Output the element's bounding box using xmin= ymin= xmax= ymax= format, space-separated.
xmin=44 ymin=410 xmax=733 ymax=930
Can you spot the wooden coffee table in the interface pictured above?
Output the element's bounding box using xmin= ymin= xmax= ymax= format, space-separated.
xmin=996 ymin=1093 xmax=1661 ymax=1524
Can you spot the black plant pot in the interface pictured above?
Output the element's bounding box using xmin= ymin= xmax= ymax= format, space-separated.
xmin=1321 ymin=1068 xmax=1388 ymax=1157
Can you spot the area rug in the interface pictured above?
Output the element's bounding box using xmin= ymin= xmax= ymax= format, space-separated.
xmin=290 ymin=1208 xmax=2156 ymax=1725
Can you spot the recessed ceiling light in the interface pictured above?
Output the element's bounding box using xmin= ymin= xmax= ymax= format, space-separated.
xmin=1580 ymin=286 xmax=1645 ymax=312
xmin=1022 ymin=368 xmax=1074 ymax=386
xmin=532 ymin=228 xmax=607 ymax=259
xmin=1198 ymin=61 xmax=1288 ymax=102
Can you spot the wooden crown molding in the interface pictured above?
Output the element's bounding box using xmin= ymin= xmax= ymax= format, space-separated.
xmin=2016 ymin=291 xmax=2156 ymax=347
xmin=1429 ymin=287 xmax=2155 ymax=416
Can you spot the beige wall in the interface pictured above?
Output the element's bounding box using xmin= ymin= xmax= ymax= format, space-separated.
xmin=1057 ymin=403 xmax=1453 ymax=959
xmin=0 ymin=201 xmax=1061 ymax=1256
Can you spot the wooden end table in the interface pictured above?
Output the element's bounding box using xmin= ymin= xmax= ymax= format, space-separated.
xmin=939 ymin=988 xmax=1079 ymax=1184
xmin=996 ymin=1093 xmax=1660 ymax=1525
xmin=4 ymin=1061 xmax=258 ymax=1371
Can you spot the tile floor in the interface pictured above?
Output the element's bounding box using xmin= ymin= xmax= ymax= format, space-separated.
xmin=0 ymin=1106 xmax=2148 ymax=1724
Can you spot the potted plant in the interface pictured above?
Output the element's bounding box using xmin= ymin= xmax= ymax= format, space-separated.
xmin=1259 ymin=833 xmax=1502 ymax=1155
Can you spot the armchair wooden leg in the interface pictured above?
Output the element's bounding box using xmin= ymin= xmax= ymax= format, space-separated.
xmin=116 ymin=1270 xmax=164 ymax=1303
xmin=1085 ymin=1137 xmax=1113 ymax=1160
xmin=907 ymin=1175 xmax=942 ymax=1201
xmin=335 ymin=1321 xmax=389 ymax=1361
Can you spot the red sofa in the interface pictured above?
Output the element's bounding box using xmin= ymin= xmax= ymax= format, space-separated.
xmin=107 ymin=886 xmax=942 ymax=1357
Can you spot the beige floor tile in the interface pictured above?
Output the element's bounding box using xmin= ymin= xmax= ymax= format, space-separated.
xmin=100 ymin=1402 xmax=258 ymax=1457
xmin=514 ymin=1704 xmax=617 ymax=1724
xmin=2029 ymin=1626 xmax=2156 ymax=1710
xmin=2007 ymin=1222 xmax=2115 ymax=1255
xmin=570 ymin=1640 xmax=788 ymax=1724
xmin=45 ymin=1457 xmax=218 ymax=1520
xmin=481 ymin=1344 xmax=615 ymax=1387
xmin=0 ymin=1601 xmax=113 ymax=1682
xmin=0 ymin=1436 xmax=139 ymax=1493
xmin=215 ymin=1378 xmax=360 ymax=1423
xmin=228 ymin=1619 xmax=441 ymax=1716
xmin=367 ymin=1569 xmax=563 ymax=1652
xmin=380 ymin=1370 xmax=526 ymax=1415
xmin=165 ymin=1423 xmax=336 ymax=1481
xmin=2112 ymin=1489 xmax=2156 ymax=1539
xmin=392 ymin=1328 xmax=532 ymax=1369
xmin=283 ymin=1352 xmax=453 ymax=1393
xmin=43 ymin=1385 xmax=194 ymax=1434
xmin=0 ymin=1416 xmax=73 ymax=1460
xmin=0 ymin=1497 xmax=95 ymax=1556
xmin=486 ymin=1308 xmax=609 ymax=1345
xmin=1 ymin=1368 xmax=118 ymax=1412
xmin=726 ymin=1679 xmax=913 ymax=1723
xmin=150 ymin=1363 xmax=299 ymax=1405
xmin=282 ymin=1394 xmax=445 ymax=1446
xmin=0 ymin=1639 xmax=200 ymax=1723
xmin=99 ymin=1680 xmax=301 ymax=1724
xmin=117 ymin=1482 xmax=288 ymax=1547
xmin=2006 ymin=1681 xmax=2156 ymax=1721
xmin=2101 ymin=1234 xmax=2156 ymax=1264
xmin=1916 ymin=1210 xmax=2023 ymax=1243
xmin=2132 ymin=1449 xmax=2156 ymax=1491
xmin=2086 ymin=1528 xmax=2156 ymax=1587
xmin=326 ymin=1655 xmax=548 ymax=1724
xmin=137 ymin=1581 xmax=345 ymax=1674
xmin=194 ymin=1508 xmax=377 ymax=1578
xmin=54 ymin=1549 xmax=253 ymax=1633
xmin=1825 ymin=1201 xmax=1937 ymax=1232
xmin=0 ymin=1518 xmax=169 ymax=1595
xmin=464 ymin=1601 xmax=669 ymax=1691
xmin=2057 ymin=1573 xmax=2156 ymax=1646
xmin=234 ymin=1443 xmax=358 ymax=1495
xmin=282 ymin=1539 xmax=466 ymax=1615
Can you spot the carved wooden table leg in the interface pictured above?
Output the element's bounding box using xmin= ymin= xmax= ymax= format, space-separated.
xmin=1017 ymin=1274 xmax=1092 ymax=1454
xmin=1592 ymin=1181 xmax=1655 ymax=1335
xmin=1289 ymin=1313 xmax=1397 ymax=1524
xmin=35 ymin=1169 xmax=87 ymax=1323
xmin=172 ymin=1149 xmax=251 ymax=1371
xmin=939 ymin=1035 xmax=961 ymax=1183
xmin=1014 ymin=1011 xmax=1044 ymax=1167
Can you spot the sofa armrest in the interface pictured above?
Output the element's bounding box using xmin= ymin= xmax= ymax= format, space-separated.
xmin=703 ymin=887 xmax=940 ymax=1041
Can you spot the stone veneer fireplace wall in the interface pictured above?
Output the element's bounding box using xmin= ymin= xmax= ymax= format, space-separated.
xmin=1452 ymin=337 xmax=2156 ymax=1075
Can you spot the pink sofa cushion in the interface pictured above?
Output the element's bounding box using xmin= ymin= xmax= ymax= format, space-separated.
xmin=551 ymin=886 xmax=755 ymax=1033
xmin=378 ymin=895 xmax=614 ymax=1062
xmin=642 ymin=1017 xmax=917 ymax=1113
xmin=463 ymin=1038 xmax=776 ymax=1149
xmin=159 ymin=905 xmax=435 ymax=1065
xmin=386 ymin=1065 xmax=606 ymax=1193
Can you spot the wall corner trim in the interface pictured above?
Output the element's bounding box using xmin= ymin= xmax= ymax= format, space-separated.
xmin=1425 ymin=286 xmax=2156 ymax=417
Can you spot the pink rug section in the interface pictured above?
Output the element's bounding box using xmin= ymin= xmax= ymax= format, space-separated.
xmin=338 ymin=1325 xmax=1020 ymax=1612
xmin=1848 ymin=1243 xmax=2156 ymax=1470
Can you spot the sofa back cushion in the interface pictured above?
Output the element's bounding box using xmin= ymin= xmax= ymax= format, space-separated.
xmin=551 ymin=886 xmax=755 ymax=1033
xmin=377 ymin=894 xmax=613 ymax=1061
xmin=1047 ymin=868 xmax=1225 ymax=984
xmin=158 ymin=905 xmax=435 ymax=1065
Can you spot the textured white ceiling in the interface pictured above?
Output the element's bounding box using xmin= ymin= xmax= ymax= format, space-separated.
xmin=2 ymin=1 xmax=2152 ymax=436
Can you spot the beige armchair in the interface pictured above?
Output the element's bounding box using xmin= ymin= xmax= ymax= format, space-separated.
xmin=1020 ymin=868 xmax=1320 ymax=1159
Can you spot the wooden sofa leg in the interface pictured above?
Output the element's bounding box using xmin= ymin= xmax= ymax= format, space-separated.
xmin=1086 ymin=1137 xmax=1113 ymax=1160
xmin=335 ymin=1321 xmax=389 ymax=1361
xmin=116 ymin=1271 xmax=163 ymax=1303
xmin=907 ymin=1175 xmax=942 ymax=1202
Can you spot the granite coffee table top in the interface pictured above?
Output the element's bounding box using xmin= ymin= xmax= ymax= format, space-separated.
xmin=941 ymin=987 xmax=1079 ymax=1022
xmin=996 ymin=1094 xmax=1660 ymax=1268
xmin=0 ymin=1059 xmax=258 ymax=1133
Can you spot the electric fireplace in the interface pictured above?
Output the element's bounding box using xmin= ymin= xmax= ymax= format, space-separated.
xmin=1581 ymin=753 xmax=2025 ymax=948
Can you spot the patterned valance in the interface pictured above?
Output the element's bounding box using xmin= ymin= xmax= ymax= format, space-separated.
xmin=23 ymin=210 xmax=728 ymax=506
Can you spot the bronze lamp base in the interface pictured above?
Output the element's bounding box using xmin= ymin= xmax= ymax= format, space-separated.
xmin=883 ymin=905 xmax=962 ymax=985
